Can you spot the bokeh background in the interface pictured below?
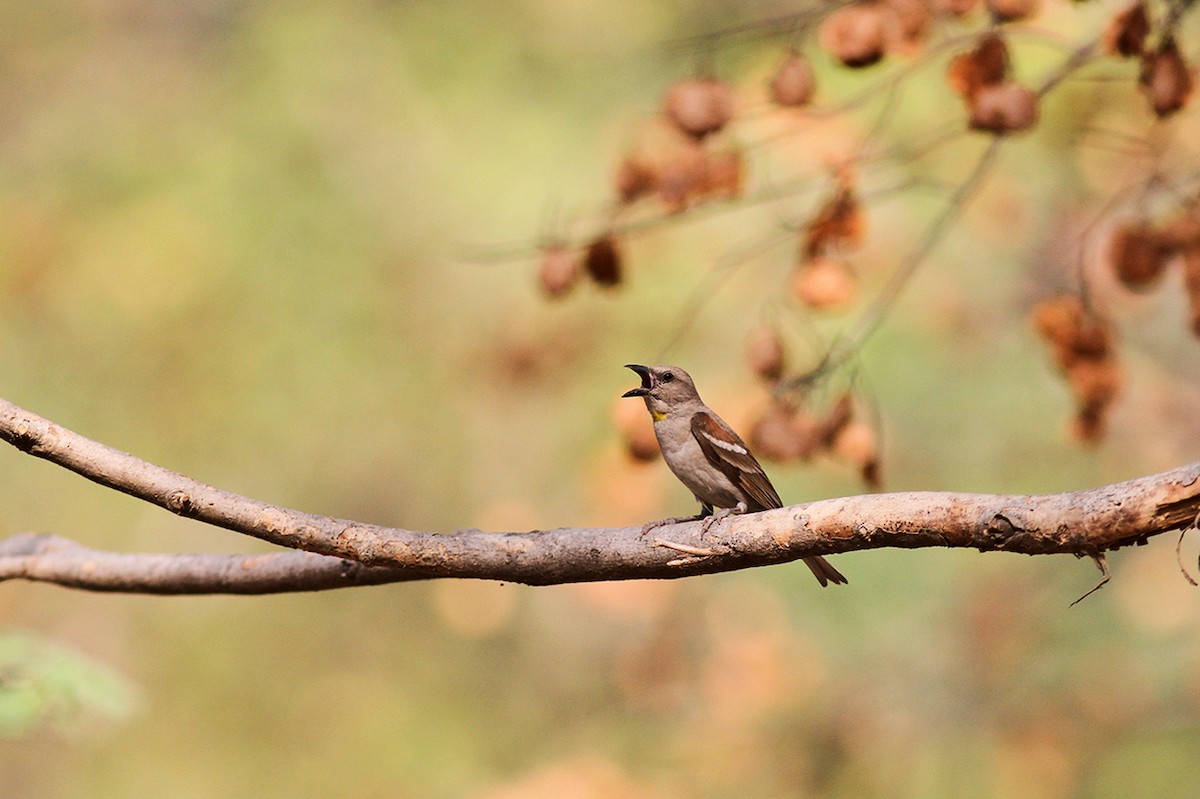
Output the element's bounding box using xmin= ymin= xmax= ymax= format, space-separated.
xmin=3 ymin=1 xmax=1200 ymax=796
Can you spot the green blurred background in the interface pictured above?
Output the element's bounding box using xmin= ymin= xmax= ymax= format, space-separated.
xmin=3 ymin=1 xmax=1200 ymax=796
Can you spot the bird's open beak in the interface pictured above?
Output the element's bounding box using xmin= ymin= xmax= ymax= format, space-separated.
xmin=622 ymin=364 xmax=653 ymax=397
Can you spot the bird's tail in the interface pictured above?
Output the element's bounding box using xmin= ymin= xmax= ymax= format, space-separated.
xmin=803 ymin=555 xmax=848 ymax=587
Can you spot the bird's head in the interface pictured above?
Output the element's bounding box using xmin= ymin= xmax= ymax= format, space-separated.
xmin=622 ymin=364 xmax=701 ymax=419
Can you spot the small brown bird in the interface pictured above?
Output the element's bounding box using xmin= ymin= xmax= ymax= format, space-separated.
xmin=622 ymin=364 xmax=847 ymax=587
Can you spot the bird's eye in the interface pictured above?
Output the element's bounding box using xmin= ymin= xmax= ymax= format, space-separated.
xmin=660 ymin=372 xmax=675 ymax=383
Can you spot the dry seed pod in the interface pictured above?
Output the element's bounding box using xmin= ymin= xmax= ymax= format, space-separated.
xmin=986 ymin=0 xmax=1039 ymax=23
xmin=804 ymin=183 xmax=865 ymax=257
xmin=817 ymin=391 xmax=855 ymax=448
xmin=792 ymin=257 xmax=859 ymax=309
xmin=1032 ymin=295 xmax=1121 ymax=442
xmin=832 ymin=422 xmax=881 ymax=488
xmin=662 ymin=78 xmax=736 ymax=140
xmin=968 ymin=82 xmax=1039 ymax=134
xmin=1066 ymin=359 xmax=1123 ymax=442
xmin=615 ymin=158 xmax=656 ymax=204
xmin=1033 ymin=295 xmax=1112 ymax=369
xmin=613 ymin=398 xmax=660 ymax=462
xmin=584 ymin=234 xmax=623 ymax=287
xmin=770 ymin=52 xmax=816 ymax=107
xmin=1104 ymin=2 xmax=1150 ymax=59
xmin=1107 ymin=223 xmax=1169 ymax=289
xmin=749 ymin=402 xmax=820 ymax=462
xmin=1139 ymin=36 xmax=1194 ymax=118
xmin=1067 ymin=358 xmax=1122 ymax=411
xmin=745 ymin=325 xmax=786 ymax=382
xmin=947 ymin=33 xmax=1009 ymax=99
xmin=819 ymin=4 xmax=888 ymax=68
xmin=537 ymin=245 xmax=580 ymax=298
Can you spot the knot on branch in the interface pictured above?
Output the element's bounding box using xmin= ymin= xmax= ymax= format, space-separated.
xmin=166 ymin=490 xmax=194 ymax=515
xmin=983 ymin=511 xmax=1021 ymax=550
xmin=4 ymin=420 xmax=39 ymax=453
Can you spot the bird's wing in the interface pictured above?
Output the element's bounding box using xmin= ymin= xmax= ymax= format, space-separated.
xmin=690 ymin=410 xmax=782 ymax=511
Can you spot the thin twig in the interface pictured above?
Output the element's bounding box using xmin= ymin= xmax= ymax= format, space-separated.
xmin=1070 ymin=553 xmax=1111 ymax=607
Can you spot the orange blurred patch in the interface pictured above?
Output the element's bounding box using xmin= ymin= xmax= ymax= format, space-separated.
xmin=582 ymin=444 xmax=669 ymax=527
xmin=570 ymin=580 xmax=677 ymax=620
xmin=432 ymin=580 xmax=518 ymax=638
xmin=472 ymin=754 xmax=677 ymax=799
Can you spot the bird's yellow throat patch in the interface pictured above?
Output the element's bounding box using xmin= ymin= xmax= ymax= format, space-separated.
xmin=650 ymin=408 xmax=667 ymax=422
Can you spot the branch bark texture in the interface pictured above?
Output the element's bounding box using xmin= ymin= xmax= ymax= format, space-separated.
xmin=2 ymin=397 xmax=1199 ymax=594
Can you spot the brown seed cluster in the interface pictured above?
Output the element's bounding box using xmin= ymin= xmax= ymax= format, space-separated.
xmin=817 ymin=0 xmax=934 ymax=69
xmin=1107 ymin=208 xmax=1200 ymax=333
xmin=1139 ymin=35 xmax=1194 ymax=118
xmin=748 ymin=391 xmax=882 ymax=488
xmin=1032 ymin=296 xmax=1122 ymax=443
xmin=792 ymin=173 xmax=865 ymax=311
xmin=948 ymin=33 xmax=1038 ymax=134
xmin=1102 ymin=2 xmax=1193 ymax=117
xmin=536 ymin=235 xmax=626 ymax=298
xmin=617 ymin=142 xmax=745 ymax=216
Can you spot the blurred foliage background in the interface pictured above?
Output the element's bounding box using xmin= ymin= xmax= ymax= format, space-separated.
xmin=2 ymin=0 xmax=1200 ymax=796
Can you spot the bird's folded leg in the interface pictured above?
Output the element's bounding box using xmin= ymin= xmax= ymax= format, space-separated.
xmin=699 ymin=502 xmax=748 ymax=537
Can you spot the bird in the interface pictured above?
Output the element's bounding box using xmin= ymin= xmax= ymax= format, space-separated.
xmin=622 ymin=364 xmax=847 ymax=587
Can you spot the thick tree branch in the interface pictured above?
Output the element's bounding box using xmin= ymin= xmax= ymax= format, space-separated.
xmin=2 ymin=397 xmax=1199 ymax=594
xmin=0 ymin=534 xmax=413 ymax=594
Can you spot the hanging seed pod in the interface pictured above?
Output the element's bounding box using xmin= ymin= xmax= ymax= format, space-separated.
xmin=662 ymin=78 xmax=736 ymax=140
xmin=817 ymin=391 xmax=855 ymax=448
xmin=749 ymin=402 xmax=820 ymax=462
xmin=1139 ymin=36 xmax=1194 ymax=118
xmin=615 ymin=157 xmax=656 ymax=204
xmin=819 ymin=4 xmax=888 ymax=69
xmin=804 ymin=182 xmax=865 ymax=257
xmin=1033 ymin=295 xmax=1112 ymax=370
xmin=1032 ymin=295 xmax=1122 ymax=442
xmin=832 ymin=422 xmax=882 ymax=488
xmin=770 ymin=52 xmax=816 ymax=107
xmin=1107 ymin=223 xmax=1169 ymax=289
xmin=613 ymin=398 xmax=660 ymax=462
xmin=745 ymin=325 xmax=786 ymax=382
xmin=537 ymin=244 xmax=581 ymax=298
xmin=1104 ymin=2 xmax=1150 ymax=59
xmin=1066 ymin=359 xmax=1123 ymax=442
xmin=968 ymin=82 xmax=1039 ymax=134
xmin=792 ymin=257 xmax=858 ymax=310
xmin=947 ymin=33 xmax=1009 ymax=99
xmin=986 ymin=0 xmax=1039 ymax=23
xmin=584 ymin=234 xmax=623 ymax=287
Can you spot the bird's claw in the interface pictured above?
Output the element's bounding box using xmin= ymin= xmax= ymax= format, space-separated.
xmin=637 ymin=515 xmax=703 ymax=540
xmin=697 ymin=503 xmax=746 ymax=538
